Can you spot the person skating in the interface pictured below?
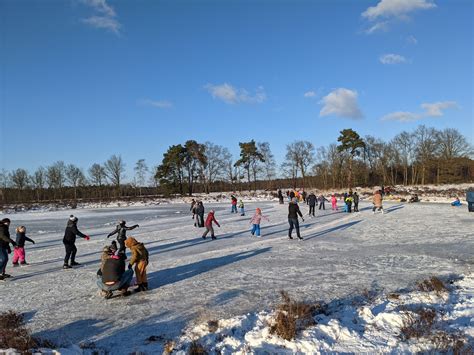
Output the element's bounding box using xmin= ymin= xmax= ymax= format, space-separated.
xmin=107 ymin=220 xmax=139 ymax=256
xmin=63 ymin=215 xmax=90 ymax=269
xmin=12 ymin=226 xmax=35 ymax=266
xmin=372 ymin=190 xmax=384 ymax=214
xmin=0 ymin=218 xmax=17 ymax=280
xmin=249 ymin=208 xmax=269 ymax=237
xmin=331 ymin=194 xmax=338 ymax=211
xmin=202 ymin=210 xmax=220 ymax=240
xmin=231 ymin=195 xmax=238 ymax=213
xmin=195 ymin=201 xmax=205 ymax=227
xmin=125 ymin=237 xmax=149 ymax=292
xmin=288 ymin=198 xmax=304 ymax=240
xmin=302 ymin=191 xmax=307 ymax=203
xmin=353 ymin=192 xmax=360 ymax=212
xmin=239 ymin=200 xmax=245 ymax=216
xmin=318 ymin=194 xmax=329 ymax=210
xmin=307 ymin=192 xmax=317 ymax=216
xmin=345 ymin=194 xmax=353 ymax=213
xmin=278 ymin=189 xmax=284 ymax=204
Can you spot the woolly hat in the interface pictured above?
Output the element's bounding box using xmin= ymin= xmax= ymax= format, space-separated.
xmin=69 ymin=215 xmax=78 ymax=222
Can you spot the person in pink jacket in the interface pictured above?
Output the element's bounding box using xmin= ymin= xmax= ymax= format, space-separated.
xmin=331 ymin=194 xmax=338 ymax=211
xmin=249 ymin=208 xmax=269 ymax=237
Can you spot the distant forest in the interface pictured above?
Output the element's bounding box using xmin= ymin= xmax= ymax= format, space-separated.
xmin=1 ymin=125 xmax=473 ymax=205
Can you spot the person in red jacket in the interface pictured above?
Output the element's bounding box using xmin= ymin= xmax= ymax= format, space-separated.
xmin=202 ymin=210 xmax=220 ymax=240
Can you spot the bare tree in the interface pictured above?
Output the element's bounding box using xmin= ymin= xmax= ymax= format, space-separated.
xmin=30 ymin=167 xmax=46 ymax=201
xmin=202 ymin=142 xmax=230 ymax=194
xmin=286 ymin=141 xmax=315 ymax=190
xmin=89 ymin=163 xmax=107 ymax=187
xmin=46 ymin=161 xmax=66 ymax=199
xmin=66 ymin=164 xmax=85 ymax=200
xmin=414 ymin=125 xmax=438 ymax=185
xmin=134 ymin=159 xmax=148 ymax=196
xmin=258 ymin=142 xmax=276 ymax=189
xmin=104 ymin=155 xmax=126 ymax=195
xmin=436 ymin=128 xmax=473 ymax=160
xmin=392 ymin=131 xmax=416 ymax=185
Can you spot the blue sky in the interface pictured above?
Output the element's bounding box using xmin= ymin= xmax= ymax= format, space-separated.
xmin=1 ymin=0 xmax=473 ymax=180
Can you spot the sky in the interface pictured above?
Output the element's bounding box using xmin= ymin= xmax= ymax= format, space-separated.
xmin=1 ymin=0 xmax=473 ymax=180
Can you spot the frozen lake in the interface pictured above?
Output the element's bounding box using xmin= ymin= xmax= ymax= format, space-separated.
xmin=0 ymin=200 xmax=472 ymax=353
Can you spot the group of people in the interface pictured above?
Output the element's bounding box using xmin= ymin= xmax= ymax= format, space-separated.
xmin=0 ymin=218 xmax=36 ymax=280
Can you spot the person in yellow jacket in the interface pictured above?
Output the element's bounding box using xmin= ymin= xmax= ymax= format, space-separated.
xmin=125 ymin=237 xmax=149 ymax=292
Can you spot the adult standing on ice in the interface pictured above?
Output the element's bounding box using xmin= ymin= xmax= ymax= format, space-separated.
xmin=0 ymin=218 xmax=17 ymax=280
xmin=202 ymin=210 xmax=220 ymax=240
xmin=278 ymin=189 xmax=284 ymax=204
xmin=107 ymin=220 xmax=139 ymax=256
xmin=307 ymin=192 xmax=317 ymax=216
xmin=372 ymin=190 xmax=384 ymax=214
xmin=195 ymin=201 xmax=205 ymax=228
xmin=63 ymin=215 xmax=90 ymax=269
xmin=288 ymin=198 xmax=304 ymax=240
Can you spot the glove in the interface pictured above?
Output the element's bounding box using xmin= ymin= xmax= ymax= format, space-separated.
xmin=128 ymin=264 xmax=132 ymax=270
xmin=32 ymin=241 xmax=35 ymax=244
xmin=85 ymin=236 xmax=90 ymax=241
xmin=12 ymin=241 xmax=17 ymax=247
xmin=301 ymin=218 xmax=305 ymax=222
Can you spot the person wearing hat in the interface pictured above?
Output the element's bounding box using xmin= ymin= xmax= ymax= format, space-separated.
xmin=107 ymin=220 xmax=139 ymax=256
xmin=63 ymin=215 xmax=90 ymax=269
xmin=202 ymin=210 xmax=220 ymax=240
xmin=0 ymin=218 xmax=17 ymax=280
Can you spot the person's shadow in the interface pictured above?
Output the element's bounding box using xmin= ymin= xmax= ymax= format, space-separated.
xmin=147 ymin=247 xmax=271 ymax=289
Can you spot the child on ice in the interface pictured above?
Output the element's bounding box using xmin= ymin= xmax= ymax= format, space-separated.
xmin=125 ymin=237 xmax=149 ymax=292
xmin=331 ymin=194 xmax=338 ymax=211
xmin=249 ymin=208 xmax=269 ymax=237
xmin=13 ymin=226 xmax=35 ymax=266
xmin=239 ymin=200 xmax=245 ymax=216
xmin=202 ymin=210 xmax=220 ymax=240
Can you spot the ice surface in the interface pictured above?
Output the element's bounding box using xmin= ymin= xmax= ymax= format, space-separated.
xmin=0 ymin=200 xmax=472 ymax=353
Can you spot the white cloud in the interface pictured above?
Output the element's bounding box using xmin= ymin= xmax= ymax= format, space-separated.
xmin=362 ymin=0 xmax=436 ymax=21
xmin=407 ymin=35 xmax=418 ymax=45
xmin=362 ymin=0 xmax=436 ymax=34
xmin=138 ymin=99 xmax=173 ymax=109
xmin=379 ymin=53 xmax=407 ymax=64
xmin=319 ymin=88 xmax=363 ymax=119
xmin=421 ymin=101 xmax=458 ymax=116
xmin=381 ymin=101 xmax=458 ymax=122
xmin=381 ymin=111 xmax=421 ymax=122
xmin=304 ymin=91 xmax=316 ymax=98
xmin=204 ymin=83 xmax=266 ymax=104
xmin=81 ymin=0 xmax=121 ymax=35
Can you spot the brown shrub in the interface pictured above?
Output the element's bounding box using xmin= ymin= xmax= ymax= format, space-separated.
xmin=400 ymin=307 xmax=437 ymax=340
xmin=270 ymin=291 xmax=326 ymax=341
xmin=431 ymin=331 xmax=474 ymax=355
xmin=207 ymin=320 xmax=219 ymax=333
xmin=163 ymin=340 xmax=175 ymax=354
xmin=0 ymin=310 xmax=54 ymax=353
xmin=188 ymin=340 xmax=207 ymax=355
xmin=418 ymin=276 xmax=448 ymax=295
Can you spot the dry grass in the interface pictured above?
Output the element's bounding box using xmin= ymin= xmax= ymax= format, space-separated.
xmin=400 ymin=307 xmax=437 ymax=340
xmin=188 ymin=340 xmax=207 ymax=355
xmin=163 ymin=340 xmax=175 ymax=354
xmin=417 ymin=276 xmax=448 ymax=295
xmin=207 ymin=320 xmax=219 ymax=333
xmin=270 ymin=291 xmax=326 ymax=341
xmin=431 ymin=331 xmax=474 ymax=354
xmin=0 ymin=311 xmax=54 ymax=353
xmin=388 ymin=293 xmax=400 ymax=300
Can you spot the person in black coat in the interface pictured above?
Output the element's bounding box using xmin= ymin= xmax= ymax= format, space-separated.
xmin=97 ymin=255 xmax=133 ymax=299
xmin=195 ymin=201 xmax=205 ymax=228
xmin=318 ymin=195 xmax=329 ymax=210
xmin=307 ymin=192 xmax=317 ymax=216
xmin=353 ymin=192 xmax=360 ymax=212
xmin=278 ymin=189 xmax=284 ymax=204
xmin=63 ymin=215 xmax=90 ymax=269
xmin=0 ymin=218 xmax=16 ymax=279
xmin=288 ymin=198 xmax=304 ymax=240
xmin=107 ymin=220 xmax=139 ymax=255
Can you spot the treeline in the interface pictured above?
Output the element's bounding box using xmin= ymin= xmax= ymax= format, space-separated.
xmin=1 ymin=125 xmax=473 ymax=205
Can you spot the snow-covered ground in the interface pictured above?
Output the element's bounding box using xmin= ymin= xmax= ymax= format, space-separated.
xmin=0 ymin=200 xmax=472 ymax=353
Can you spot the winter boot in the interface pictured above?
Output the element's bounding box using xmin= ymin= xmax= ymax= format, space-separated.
xmin=121 ymin=290 xmax=131 ymax=297
xmin=12 ymin=262 xmax=19 ymax=267
xmin=135 ymin=284 xmax=143 ymax=292
xmin=20 ymin=262 xmax=29 ymax=266
xmin=71 ymin=261 xmax=81 ymax=266
xmin=2 ymin=273 xmax=11 ymax=278
xmin=211 ymin=236 xmax=217 ymax=240
xmin=143 ymin=282 xmax=149 ymax=291
xmin=104 ymin=291 xmax=113 ymax=299
xmin=63 ymin=264 xmax=72 ymax=269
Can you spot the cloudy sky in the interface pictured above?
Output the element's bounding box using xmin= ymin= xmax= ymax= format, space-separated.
xmin=1 ymin=0 xmax=473 ymax=176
